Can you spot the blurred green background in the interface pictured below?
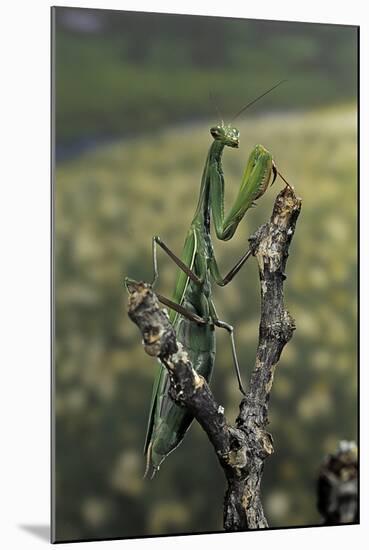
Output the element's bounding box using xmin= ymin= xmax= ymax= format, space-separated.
xmin=53 ymin=7 xmax=358 ymax=543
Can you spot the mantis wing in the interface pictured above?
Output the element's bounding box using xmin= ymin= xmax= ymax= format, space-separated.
xmin=143 ymin=228 xmax=197 ymax=455
xmin=169 ymin=228 xmax=197 ymax=324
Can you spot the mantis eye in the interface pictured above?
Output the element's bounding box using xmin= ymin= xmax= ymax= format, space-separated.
xmin=210 ymin=127 xmax=221 ymax=139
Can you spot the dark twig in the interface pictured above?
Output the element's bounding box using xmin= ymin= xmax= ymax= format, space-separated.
xmin=127 ymin=185 xmax=302 ymax=531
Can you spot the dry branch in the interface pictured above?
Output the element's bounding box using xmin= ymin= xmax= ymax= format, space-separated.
xmin=127 ymin=185 xmax=302 ymax=531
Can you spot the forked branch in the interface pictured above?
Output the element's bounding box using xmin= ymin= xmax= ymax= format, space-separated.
xmin=127 ymin=185 xmax=302 ymax=530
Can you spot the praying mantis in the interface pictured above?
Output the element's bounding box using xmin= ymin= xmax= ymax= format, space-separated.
xmin=125 ymin=82 xmax=290 ymax=478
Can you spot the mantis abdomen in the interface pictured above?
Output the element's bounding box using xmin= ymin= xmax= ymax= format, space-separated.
xmin=147 ymin=246 xmax=216 ymax=474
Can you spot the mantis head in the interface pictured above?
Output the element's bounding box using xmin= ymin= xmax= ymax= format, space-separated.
xmin=210 ymin=123 xmax=239 ymax=148
xmin=209 ymin=80 xmax=287 ymax=151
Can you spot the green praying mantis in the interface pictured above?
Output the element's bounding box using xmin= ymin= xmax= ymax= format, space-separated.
xmin=125 ymin=81 xmax=291 ymax=478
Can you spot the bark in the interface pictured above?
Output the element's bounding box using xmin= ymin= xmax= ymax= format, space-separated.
xmin=127 ymin=185 xmax=302 ymax=530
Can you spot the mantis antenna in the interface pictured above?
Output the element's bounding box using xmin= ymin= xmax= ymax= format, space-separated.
xmin=232 ymin=79 xmax=288 ymax=121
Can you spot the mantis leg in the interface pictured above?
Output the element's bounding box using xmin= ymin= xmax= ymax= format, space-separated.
xmin=209 ymin=146 xmax=277 ymax=241
xmin=209 ymin=300 xmax=246 ymax=395
xmin=152 ymin=236 xmax=202 ymax=287
xmin=157 ymin=293 xmax=246 ymax=395
xmin=209 ymin=248 xmax=252 ymax=287
xmin=156 ymin=293 xmax=207 ymax=325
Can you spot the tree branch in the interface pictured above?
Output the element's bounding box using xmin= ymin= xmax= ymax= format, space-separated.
xmin=127 ymin=185 xmax=302 ymax=531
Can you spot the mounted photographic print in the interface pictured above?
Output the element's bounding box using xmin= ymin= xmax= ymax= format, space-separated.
xmin=51 ymin=6 xmax=359 ymax=543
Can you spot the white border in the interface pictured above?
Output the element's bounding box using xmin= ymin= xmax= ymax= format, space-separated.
xmin=1 ymin=1 xmax=367 ymax=548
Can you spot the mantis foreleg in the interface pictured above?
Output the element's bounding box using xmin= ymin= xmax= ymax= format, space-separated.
xmin=210 ymin=144 xmax=277 ymax=241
